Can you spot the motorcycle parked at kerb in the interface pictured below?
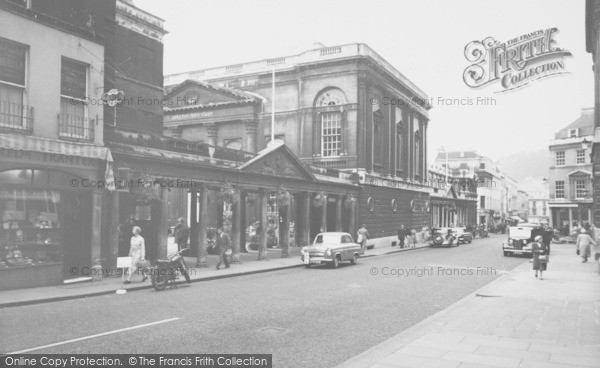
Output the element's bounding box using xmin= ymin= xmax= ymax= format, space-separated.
xmin=150 ymin=246 xmax=191 ymax=291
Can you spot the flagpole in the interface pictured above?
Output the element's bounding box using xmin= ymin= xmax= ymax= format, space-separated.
xmin=271 ymin=67 xmax=275 ymax=144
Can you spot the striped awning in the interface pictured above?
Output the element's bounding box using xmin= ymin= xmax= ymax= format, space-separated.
xmin=0 ymin=133 xmax=115 ymax=191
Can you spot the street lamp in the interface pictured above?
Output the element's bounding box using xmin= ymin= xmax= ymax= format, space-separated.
xmin=581 ymin=138 xmax=591 ymax=150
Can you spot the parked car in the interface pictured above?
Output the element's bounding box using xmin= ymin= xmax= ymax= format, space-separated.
xmin=453 ymin=227 xmax=473 ymax=244
xmin=300 ymin=232 xmax=361 ymax=268
xmin=430 ymin=227 xmax=460 ymax=247
xmin=502 ymin=223 xmax=543 ymax=257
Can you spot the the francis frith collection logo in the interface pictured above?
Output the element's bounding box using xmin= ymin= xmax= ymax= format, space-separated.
xmin=463 ymin=28 xmax=572 ymax=92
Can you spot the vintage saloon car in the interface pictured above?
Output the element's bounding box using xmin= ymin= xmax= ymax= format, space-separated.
xmin=301 ymin=232 xmax=361 ymax=268
xmin=502 ymin=223 xmax=542 ymax=257
xmin=430 ymin=227 xmax=460 ymax=247
xmin=453 ymin=227 xmax=473 ymax=244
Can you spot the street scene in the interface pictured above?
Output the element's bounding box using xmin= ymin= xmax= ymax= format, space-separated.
xmin=0 ymin=0 xmax=599 ymax=367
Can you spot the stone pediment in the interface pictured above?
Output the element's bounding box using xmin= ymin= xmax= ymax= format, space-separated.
xmin=239 ymin=142 xmax=315 ymax=181
xmin=165 ymin=80 xmax=259 ymax=108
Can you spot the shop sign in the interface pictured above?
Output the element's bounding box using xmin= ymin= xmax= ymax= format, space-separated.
xmin=167 ymin=111 xmax=214 ymax=121
xmin=0 ymin=148 xmax=96 ymax=167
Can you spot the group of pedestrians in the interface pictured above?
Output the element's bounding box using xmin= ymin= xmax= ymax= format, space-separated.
xmin=530 ymin=221 xmax=599 ymax=280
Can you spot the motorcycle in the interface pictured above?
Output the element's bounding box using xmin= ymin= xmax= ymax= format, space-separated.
xmin=150 ymin=246 xmax=191 ymax=291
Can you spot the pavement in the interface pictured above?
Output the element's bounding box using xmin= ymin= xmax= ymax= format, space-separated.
xmin=0 ymin=239 xmax=430 ymax=309
xmin=334 ymin=243 xmax=600 ymax=368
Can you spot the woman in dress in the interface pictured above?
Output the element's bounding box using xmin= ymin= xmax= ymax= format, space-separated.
xmin=576 ymin=228 xmax=596 ymax=263
xmin=126 ymin=226 xmax=149 ymax=284
xmin=532 ymin=235 xmax=548 ymax=280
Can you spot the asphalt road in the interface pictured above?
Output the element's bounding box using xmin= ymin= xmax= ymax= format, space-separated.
xmin=1 ymin=234 xmax=528 ymax=367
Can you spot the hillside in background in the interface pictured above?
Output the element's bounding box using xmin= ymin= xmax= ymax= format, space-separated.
xmin=495 ymin=149 xmax=551 ymax=182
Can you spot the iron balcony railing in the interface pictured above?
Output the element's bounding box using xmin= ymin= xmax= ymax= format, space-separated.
xmin=301 ymin=155 xmax=358 ymax=169
xmin=57 ymin=114 xmax=94 ymax=141
xmin=0 ymin=100 xmax=34 ymax=133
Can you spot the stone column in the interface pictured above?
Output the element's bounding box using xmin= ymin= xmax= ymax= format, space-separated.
xmin=207 ymin=124 xmax=218 ymax=146
xmin=366 ymin=85 xmax=375 ymax=172
xmin=320 ymin=194 xmax=328 ymax=232
xmin=280 ymin=200 xmax=291 ymax=258
xmin=300 ymin=192 xmax=311 ymax=246
xmin=190 ymin=190 xmax=198 ymax=255
xmin=357 ymin=76 xmax=368 ymax=170
xmin=568 ymin=208 xmax=573 ymax=234
xmin=240 ymin=190 xmax=247 ymax=252
xmin=231 ymin=189 xmax=241 ymax=263
xmin=335 ymin=195 xmax=343 ymax=231
xmin=157 ymin=188 xmax=169 ymax=259
xmin=348 ymin=198 xmax=356 ymax=237
xmin=588 ymin=208 xmax=592 ymax=224
xmin=108 ymin=192 xmax=119 ymax=269
xmin=383 ymin=93 xmax=391 ymax=176
xmin=258 ymin=189 xmax=268 ymax=260
xmin=245 ymin=120 xmax=258 ymax=153
xmin=196 ymin=185 xmax=209 ymax=267
xmin=90 ymin=189 xmax=102 ymax=268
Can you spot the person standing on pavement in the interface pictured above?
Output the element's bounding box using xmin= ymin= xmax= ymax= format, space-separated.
xmin=215 ymin=228 xmax=231 ymax=270
xmin=576 ymin=228 xmax=596 ymax=263
xmin=532 ymin=235 xmax=548 ymax=279
xmin=357 ymin=224 xmax=370 ymax=255
xmin=126 ymin=226 xmax=149 ymax=284
xmin=173 ymin=217 xmax=190 ymax=251
xmin=397 ymin=224 xmax=408 ymax=248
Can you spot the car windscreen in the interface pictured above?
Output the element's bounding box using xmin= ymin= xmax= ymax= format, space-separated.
xmin=509 ymin=227 xmax=532 ymax=238
xmin=314 ymin=234 xmax=339 ymax=244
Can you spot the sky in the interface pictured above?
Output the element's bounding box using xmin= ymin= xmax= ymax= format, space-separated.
xmin=139 ymin=0 xmax=592 ymax=162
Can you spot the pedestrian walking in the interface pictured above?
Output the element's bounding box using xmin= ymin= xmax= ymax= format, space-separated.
xmin=576 ymin=228 xmax=596 ymax=263
xmin=125 ymin=226 xmax=150 ymax=284
xmin=397 ymin=224 xmax=408 ymax=248
xmin=532 ymin=235 xmax=548 ymax=279
xmin=409 ymin=229 xmax=417 ymax=247
xmin=173 ymin=217 xmax=190 ymax=251
xmin=215 ymin=228 xmax=231 ymax=270
xmin=357 ymin=224 xmax=370 ymax=255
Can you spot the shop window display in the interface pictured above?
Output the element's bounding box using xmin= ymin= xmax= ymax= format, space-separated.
xmin=0 ymin=169 xmax=70 ymax=268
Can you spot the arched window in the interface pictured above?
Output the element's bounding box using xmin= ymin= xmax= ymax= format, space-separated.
xmin=395 ymin=107 xmax=404 ymax=174
xmin=315 ymin=88 xmax=347 ymax=107
xmin=315 ymin=88 xmax=347 ymax=157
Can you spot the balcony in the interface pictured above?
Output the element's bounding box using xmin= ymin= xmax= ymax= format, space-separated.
xmin=0 ymin=101 xmax=34 ymax=133
xmin=58 ymin=114 xmax=94 ymax=141
xmin=301 ymin=155 xmax=357 ymax=170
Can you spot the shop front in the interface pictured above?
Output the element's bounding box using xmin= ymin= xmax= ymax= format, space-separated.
xmin=0 ymin=135 xmax=111 ymax=290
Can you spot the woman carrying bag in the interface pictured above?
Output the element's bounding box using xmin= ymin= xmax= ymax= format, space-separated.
xmin=532 ymin=235 xmax=548 ymax=280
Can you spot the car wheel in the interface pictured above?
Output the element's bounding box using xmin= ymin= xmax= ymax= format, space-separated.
xmin=503 ymin=251 xmax=509 ymax=257
xmin=331 ymin=256 xmax=340 ymax=268
xmin=468 ymin=238 xmax=472 ymax=244
xmin=350 ymin=253 xmax=358 ymax=265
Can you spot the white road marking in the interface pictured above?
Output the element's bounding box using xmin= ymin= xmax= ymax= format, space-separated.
xmin=5 ymin=317 xmax=179 ymax=354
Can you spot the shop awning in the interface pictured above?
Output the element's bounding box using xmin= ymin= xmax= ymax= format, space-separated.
xmin=0 ymin=133 xmax=115 ymax=191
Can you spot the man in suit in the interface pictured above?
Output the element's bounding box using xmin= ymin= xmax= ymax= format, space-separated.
xmin=397 ymin=224 xmax=409 ymax=248
xmin=215 ymin=228 xmax=231 ymax=270
xmin=173 ymin=217 xmax=190 ymax=251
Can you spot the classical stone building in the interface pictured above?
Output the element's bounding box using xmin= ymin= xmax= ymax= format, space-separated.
xmin=548 ymin=108 xmax=594 ymax=235
xmin=586 ymin=0 xmax=600 ymax=227
xmin=164 ymin=43 xmax=433 ymax=242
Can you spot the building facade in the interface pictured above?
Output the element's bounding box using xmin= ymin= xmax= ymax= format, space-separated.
xmin=428 ymin=166 xmax=478 ymax=228
xmin=528 ymin=199 xmax=550 ymax=225
xmin=163 ymin=43 xmax=433 ymax=241
xmin=434 ymin=151 xmax=508 ymax=226
xmin=0 ymin=1 xmax=111 ymax=290
xmin=548 ymin=108 xmax=594 ymax=235
xmin=586 ymin=0 xmax=600 ymax=228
